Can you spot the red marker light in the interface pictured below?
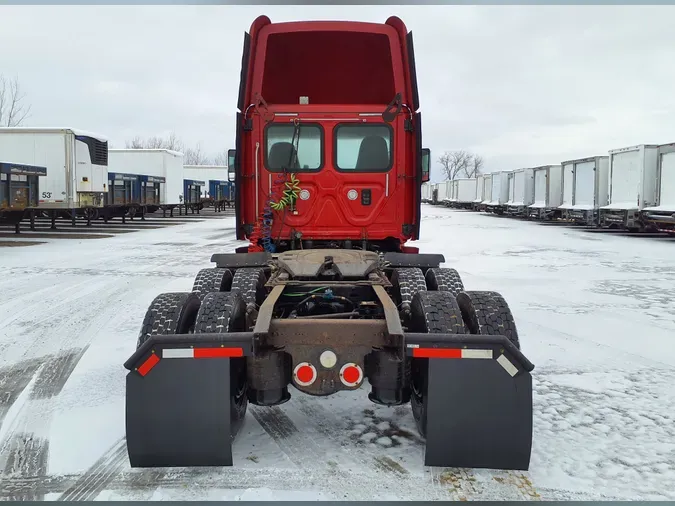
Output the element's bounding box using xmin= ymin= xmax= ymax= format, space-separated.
xmin=293 ymin=362 xmax=317 ymax=386
xmin=339 ymin=363 xmax=363 ymax=387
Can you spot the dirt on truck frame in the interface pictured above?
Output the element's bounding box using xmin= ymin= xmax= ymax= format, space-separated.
xmin=123 ymin=15 xmax=535 ymax=472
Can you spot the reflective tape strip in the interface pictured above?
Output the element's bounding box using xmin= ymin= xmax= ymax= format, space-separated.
xmin=163 ymin=348 xmax=194 ymax=358
xmin=461 ymin=349 xmax=493 ymax=359
xmin=162 ymin=347 xmax=243 ymax=359
xmin=138 ymin=353 xmax=160 ymax=376
xmin=413 ymin=348 xmax=461 ymax=359
xmin=412 ymin=348 xmax=493 ymax=359
xmin=497 ymin=354 xmax=519 ymax=377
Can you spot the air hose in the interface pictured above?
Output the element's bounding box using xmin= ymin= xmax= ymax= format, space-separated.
xmin=260 ymin=171 xmax=290 ymax=252
xmin=270 ymin=173 xmax=301 ymax=211
xmin=249 ymin=119 xmax=302 ymax=253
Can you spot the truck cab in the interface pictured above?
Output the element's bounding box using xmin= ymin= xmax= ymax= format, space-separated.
xmin=230 ymin=16 xmax=430 ymax=253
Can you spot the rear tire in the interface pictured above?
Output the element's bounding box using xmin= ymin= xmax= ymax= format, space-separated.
xmin=425 ymin=267 xmax=464 ymax=297
xmin=391 ymin=267 xmax=427 ymax=311
xmin=194 ymin=292 xmax=249 ymax=435
xmin=230 ymin=267 xmax=267 ymax=307
xmin=408 ymin=291 xmax=466 ymax=438
xmin=137 ymin=292 xmax=201 ymax=349
xmin=456 ymin=291 xmax=520 ymax=349
xmin=192 ymin=267 xmax=234 ymax=301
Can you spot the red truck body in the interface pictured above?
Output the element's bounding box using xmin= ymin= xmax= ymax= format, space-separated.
xmin=231 ymin=15 xmax=429 ymax=252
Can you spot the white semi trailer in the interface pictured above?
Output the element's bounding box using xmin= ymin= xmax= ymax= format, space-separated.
xmin=528 ymin=165 xmax=563 ymax=220
xmin=558 ymin=156 xmax=610 ymax=226
xmin=478 ymin=173 xmax=493 ymax=211
xmin=506 ymin=168 xmax=535 ymax=216
xmin=453 ymin=178 xmax=477 ymax=209
xmin=108 ymin=149 xmax=185 ymax=209
xmin=485 ymin=171 xmax=510 ymax=214
xmin=0 ymin=127 xmax=108 ymax=218
xmin=436 ymin=180 xmax=452 ymax=206
xmin=641 ymin=142 xmax=675 ymax=233
xmin=599 ymin=144 xmax=659 ymax=230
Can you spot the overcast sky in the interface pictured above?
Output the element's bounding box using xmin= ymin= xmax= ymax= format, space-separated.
xmin=2 ymin=5 xmax=675 ymax=180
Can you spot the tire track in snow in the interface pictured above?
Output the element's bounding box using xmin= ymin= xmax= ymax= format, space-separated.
xmin=57 ymin=437 xmax=128 ymax=501
xmin=0 ymin=278 xmax=101 ymax=336
xmin=0 ymin=358 xmax=41 ymax=427
xmin=292 ymin=398 xmax=453 ymax=500
xmin=295 ymin=397 xmax=542 ymax=500
xmin=0 ymin=347 xmax=88 ymax=501
xmin=1 ymin=434 xmax=50 ymax=500
xmin=246 ymin=403 xmax=411 ymax=499
xmin=29 ymin=347 xmax=88 ymax=400
xmin=4 ymin=266 xmax=191 ymax=281
xmin=248 ymin=405 xmax=327 ymax=469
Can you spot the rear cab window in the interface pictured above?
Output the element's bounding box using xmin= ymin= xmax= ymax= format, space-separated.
xmin=334 ymin=123 xmax=393 ymax=172
xmin=264 ymin=123 xmax=324 ymax=172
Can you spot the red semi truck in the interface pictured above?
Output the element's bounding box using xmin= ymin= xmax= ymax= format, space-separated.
xmin=124 ymin=15 xmax=534 ymax=472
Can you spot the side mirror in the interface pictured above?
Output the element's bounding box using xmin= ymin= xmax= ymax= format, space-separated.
xmin=421 ymin=148 xmax=430 ymax=183
xmin=227 ymin=149 xmax=236 ymax=182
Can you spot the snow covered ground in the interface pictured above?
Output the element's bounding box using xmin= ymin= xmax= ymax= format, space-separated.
xmin=0 ymin=205 xmax=674 ymax=501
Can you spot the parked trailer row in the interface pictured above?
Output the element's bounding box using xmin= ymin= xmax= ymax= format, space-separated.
xmin=421 ymin=178 xmax=478 ymax=209
xmin=423 ymin=140 xmax=675 ymax=235
xmin=183 ymin=164 xmax=235 ymax=209
xmin=0 ymin=128 xmax=236 ymax=232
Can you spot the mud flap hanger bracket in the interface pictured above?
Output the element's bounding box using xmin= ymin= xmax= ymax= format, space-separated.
xmin=404 ymin=332 xmax=534 ymax=377
xmin=124 ymin=333 xmax=255 ymax=376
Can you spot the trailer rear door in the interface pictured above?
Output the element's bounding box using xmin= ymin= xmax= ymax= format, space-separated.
xmin=659 ymin=152 xmax=675 ymax=210
xmin=574 ymin=160 xmax=596 ymax=208
xmin=491 ymin=174 xmax=501 ymax=203
xmin=513 ymin=172 xmax=525 ymax=204
xmin=507 ymin=173 xmax=516 ymax=203
xmin=483 ymin=175 xmax=492 ymax=202
xmin=533 ymin=169 xmax=547 ymax=206
xmin=610 ymin=149 xmax=641 ymax=207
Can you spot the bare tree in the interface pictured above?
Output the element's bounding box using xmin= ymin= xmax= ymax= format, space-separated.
xmin=438 ymin=150 xmax=471 ymax=180
xmin=125 ymin=136 xmax=146 ymax=149
xmin=125 ymin=133 xmax=225 ymax=165
xmin=0 ymin=74 xmax=32 ymax=127
xmin=126 ymin=132 xmax=185 ymax=151
xmin=213 ymin=150 xmax=228 ymax=166
xmin=467 ymin=154 xmax=484 ymax=179
xmin=183 ymin=143 xmax=211 ymax=165
xmin=438 ymin=150 xmax=485 ymax=180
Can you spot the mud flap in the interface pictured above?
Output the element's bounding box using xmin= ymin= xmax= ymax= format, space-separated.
xmin=126 ymin=357 xmax=232 ymax=467
xmin=124 ymin=333 xmax=253 ymax=468
xmin=406 ymin=333 xmax=533 ymax=471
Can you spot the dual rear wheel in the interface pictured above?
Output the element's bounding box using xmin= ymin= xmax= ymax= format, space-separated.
xmin=136 ymin=266 xmax=268 ymax=436
xmin=392 ymin=266 xmax=521 ymax=437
